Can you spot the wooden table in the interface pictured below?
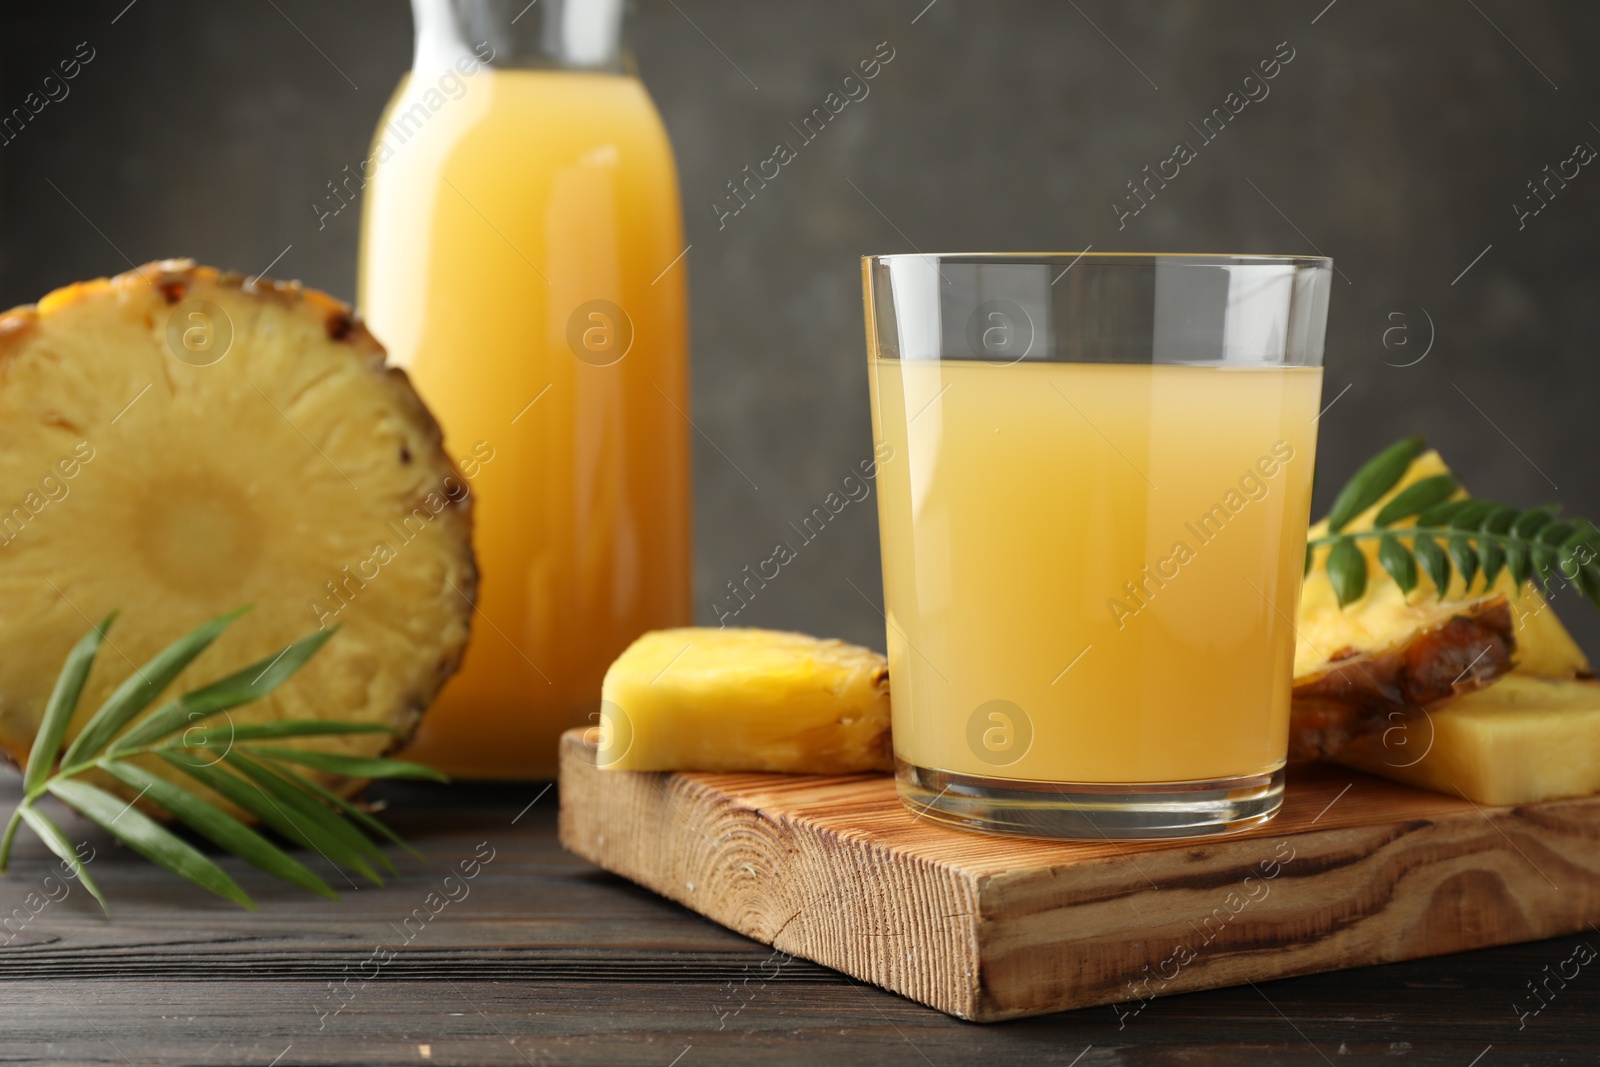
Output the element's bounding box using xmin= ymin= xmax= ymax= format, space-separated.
xmin=1 ymin=774 xmax=1594 ymax=1066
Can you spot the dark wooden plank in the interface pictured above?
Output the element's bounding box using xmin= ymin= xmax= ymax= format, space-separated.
xmin=2 ymin=957 xmax=1599 ymax=1067
xmin=1 ymin=772 xmax=1597 ymax=1065
xmin=0 ymin=776 xmax=765 ymax=963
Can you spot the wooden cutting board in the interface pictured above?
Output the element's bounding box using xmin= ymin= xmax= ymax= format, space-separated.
xmin=556 ymin=730 xmax=1600 ymax=1022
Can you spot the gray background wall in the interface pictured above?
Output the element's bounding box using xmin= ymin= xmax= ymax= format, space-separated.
xmin=3 ymin=0 xmax=1597 ymax=654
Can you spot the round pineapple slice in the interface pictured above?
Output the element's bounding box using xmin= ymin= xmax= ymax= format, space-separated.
xmin=0 ymin=261 xmax=475 ymax=791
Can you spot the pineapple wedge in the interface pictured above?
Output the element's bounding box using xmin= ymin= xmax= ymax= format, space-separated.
xmin=0 ymin=261 xmax=475 ymax=796
xmin=1333 ymin=676 xmax=1600 ymax=804
xmin=1299 ymin=450 xmax=1589 ymax=680
xmin=596 ymin=628 xmax=891 ymax=773
xmin=1292 ymin=449 xmax=1590 ymax=758
xmin=1291 ymin=596 xmax=1514 ymax=760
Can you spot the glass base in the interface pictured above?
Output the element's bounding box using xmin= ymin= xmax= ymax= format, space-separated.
xmin=896 ymin=760 xmax=1285 ymax=840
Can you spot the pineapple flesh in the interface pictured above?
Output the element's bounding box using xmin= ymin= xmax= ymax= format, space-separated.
xmin=1333 ymin=676 xmax=1600 ymax=805
xmin=1292 ymin=449 xmax=1589 ymax=759
xmin=0 ymin=261 xmax=475 ymax=795
xmin=1297 ymin=449 xmax=1600 ymax=803
xmin=596 ymin=628 xmax=891 ymax=774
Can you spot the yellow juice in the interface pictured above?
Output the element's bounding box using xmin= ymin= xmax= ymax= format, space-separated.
xmin=359 ymin=69 xmax=691 ymax=778
xmin=869 ymin=358 xmax=1322 ymax=784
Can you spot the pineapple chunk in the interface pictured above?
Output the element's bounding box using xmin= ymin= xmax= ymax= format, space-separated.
xmin=1292 ymin=449 xmax=1590 ymax=759
xmin=596 ymin=628 xmax=891 ymax=773
xmin=1299 ymin=450 xmax=1589 ymax=681
xmin=1333 ymin=676 xmax=1600 ymax=804
xmin=0 ymin=262 xmax=474 ymax=797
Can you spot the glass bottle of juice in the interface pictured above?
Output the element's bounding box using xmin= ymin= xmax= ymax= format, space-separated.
xmin=358 ymin=0 xmax=692 ymax=778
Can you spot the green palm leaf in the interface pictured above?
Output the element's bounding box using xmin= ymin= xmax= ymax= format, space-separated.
xmin=1512 ymin=508 xmax=1556 ymax=539
xmin=4 ymin=610 xmax=435 ymax=911
xmin=1416 ymin=499 xmax=1469 ymax=527
xmin=100 ymin=760 xmax=337 ymax=900
xmin=177 ymin=721 xmax=397 ymax=748
xmin=1377 ymin=535 xmax=1417 ymax=594
xmin=25 ymin=612 xmax=115 ymax=794
xmin=225 ymin=751 xmax=395 ymax=879
xmin=1481 ymin=505 xmax=1519 ymax=534
xmin=1579 ymin=560 xmax=1600 ymax=605
xmin=1373 ymin=474 xmax=1456 ymax=527
xmin=48 ymin=778 xmax=254 ymax=909
xmin=1327 ymin=436 xmax=1425 ymax=533
xmin=267 ymin=761 xmax=422 ymax=858
xmin=163 ymin=755 xmax=382 ymax=885
xmin=110 ymin=628 xmax=336 ymax=754
xmin=1447 ymin=500 xmax=1496 ymax=531
xmin=1448 ymin=535 xmax=1478 ymax=590
xmin=1506 ymin=539 xmax=1533 ymax=586
xmin=61 ymin=607 xmax=247 ymax=767
xmin=1308 ymin=438 xmax=1600 ymax=613
xmin=1539 ymin=520 xmax=1576 ymax=548
xmin=1481 ymin=539 xmax=1507 ymax=586
xmin=1326 ymin=538 xmax=1368 ymax=607
xmin=246 ymin=746 xmax=447 ymax=782
xmin=18 ymin=806 xmax=106 ymax=914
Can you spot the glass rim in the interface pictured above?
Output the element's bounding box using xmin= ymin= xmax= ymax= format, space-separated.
xmin=862 ymin=250 xmax=1334 ymax=366
xmin=862 ymin=251 xmax=1333 ymax=268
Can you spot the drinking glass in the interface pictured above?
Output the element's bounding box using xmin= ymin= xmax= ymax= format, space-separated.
xmin=863 ymin=253 xmax=1332 ymax=838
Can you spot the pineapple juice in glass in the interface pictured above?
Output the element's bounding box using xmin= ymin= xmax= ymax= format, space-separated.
xmin=863 ymin=254 xmax=1332 ymax=838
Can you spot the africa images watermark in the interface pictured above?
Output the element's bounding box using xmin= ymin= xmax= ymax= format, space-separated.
xmin=711 ymin=947 xmax=796 ymax=1030
xmin=709 ymin=41 xmax=897 ymax=230
xmin=1111 ymin=40 xmax=1297 ymax=230
xmin=0 ymin=839 xmax=96 ymax=946
xmin=1515 ymin=936 xmax=1596 ymax=1030
xmin=0 ymin=40 xmax=96 ymax=147
xmin=1113 ymin=839 xmax=1298 ymax=1029
xmin=309 ymin=441 xmax=495 ymax=629
xmin=0 ymin=441 xmax=97 ymax=547
xmin=312 ymin=41 xmax=497 ymax=231
xmin=1512 ymin=130 xmax=1597 ymax=231
xmin=709 ymin=442 xmax=893 ymax=626
xmin=313 ymin=840 xmax=496 ymax=1029
xmin=1106 ymin=440 xmax=1296 ymax=630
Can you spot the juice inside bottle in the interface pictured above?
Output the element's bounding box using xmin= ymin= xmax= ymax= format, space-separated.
xmin=358 ymin=30 xmax=691 ymax=777
xmin=869 ymin=359 xmax=1321 ymax=784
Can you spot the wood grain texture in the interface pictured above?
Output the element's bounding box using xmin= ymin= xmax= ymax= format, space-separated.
xmin=557 ymin=729 xmax=1600 ymax=1022
xmin=2 ymin=770 xmax=1599 ymax=1064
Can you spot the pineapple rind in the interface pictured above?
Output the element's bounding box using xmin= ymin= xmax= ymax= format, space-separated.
xmin=0 ymin=261 xmax=475 ymax=802
xmin=1289 ymin=596 xmax=1513 ymax=760
xmin=598 ymin=627 xmax=891 ymax=774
